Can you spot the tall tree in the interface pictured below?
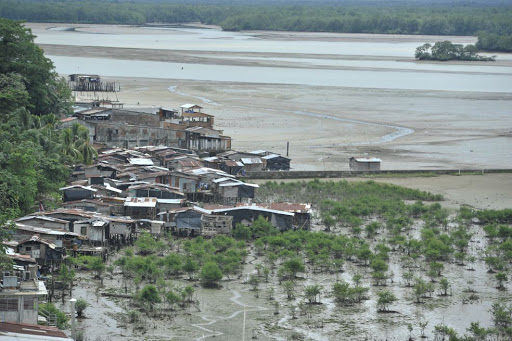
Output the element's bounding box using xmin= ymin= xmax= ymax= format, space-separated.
xmin=0 ymin=19 xmax=72 ymax=116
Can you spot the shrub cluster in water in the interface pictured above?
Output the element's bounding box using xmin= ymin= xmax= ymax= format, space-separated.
xmin=415 ymin=41 xmax=495 ymax=61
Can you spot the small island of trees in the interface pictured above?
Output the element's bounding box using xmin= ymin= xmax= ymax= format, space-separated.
xmin=415 ymin=41 xmax=495 ymax=61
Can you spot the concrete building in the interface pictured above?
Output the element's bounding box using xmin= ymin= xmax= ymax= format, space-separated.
xmin=349 ymin=157 xmax=382 ymax=171
xmin=0 ymin=269 xmax=47 ymax=325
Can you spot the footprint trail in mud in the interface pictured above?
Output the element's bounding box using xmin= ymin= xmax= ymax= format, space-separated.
xmin=293 ymin=111 xmax=414 ymax=146
xmin=191 ymin=290 xmax=270 ymax=341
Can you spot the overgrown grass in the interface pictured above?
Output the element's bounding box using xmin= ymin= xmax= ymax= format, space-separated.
xmin=257 ymin=179 xmax=443 ymax=204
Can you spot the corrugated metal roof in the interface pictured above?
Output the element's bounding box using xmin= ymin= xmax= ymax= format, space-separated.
xmin=262 ymin=154 xmax=289 ymax=160
xmin=183 ymin=112 xmax=212 ymax=118
xmin=14 ymin=223 xmax=80 ymax=237
xmin=59 ymin=185 xmax=97 ymax=192
xmin=157 ymin=199 xmax=184 ymax=204
xmin=241 ymin=158 xmax=263 ymax=165
xmin=249 ymin=150 xmax=267 ymax=155
xmin=219 ymin=182 xmax=259 ymax=188
xmin=18 ymin=235 xmax=57 ymax=249
xmin=157 ymin=206 xmax=211 ymax=215
xmin=128 ymin=158 xmax=154 ymax=166
xmin=0 ymin=321 xmax=72 ymax=340
xmin=16 ymin=216 xmax=68 ymax=224
xmin=188 ymin=167 xmax=233 ymax=177
xmin=212 ymin=206 xmax=294 ymax=216
xmin=223 ymin=160 xmax=243 ymax=167
xmin=353 ymin=157 xmax=382 ymax=163
xmin=238 ymin=202 xmax=311 ymax=213
xmin=212 ymin=177 xmax=232 ymax=183
xmin=124 ymin=197 xmax=158 ymax=208
xmin=181 ymin=104 xmax=203 ymax=109
xmin=62 ymin=199 xmax=110 ymax=207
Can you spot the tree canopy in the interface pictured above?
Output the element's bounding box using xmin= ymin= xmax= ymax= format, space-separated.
xmin=415 ymin=41 xmax=495 ymax=61
xmin=0 ymin=19 xmax=76 ymax=221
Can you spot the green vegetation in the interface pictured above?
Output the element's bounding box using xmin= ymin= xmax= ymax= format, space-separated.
xmin=376 ymin=289 xmax=397 ymax=312
xmin=415 ymin=41 xmax=495 ymax=61
xmin=0 ymin=19 xmax=101 ymax=219
xmin=104 ymin=179 xmax=512 ymax=338
xmin=200 ymin=261 xmax=223 ymax=287
xmin=2 ymin=1 xmax=512 ymax=37
xmin=477 ymin=33 xmax=512 ymax=53
xmin=135 ymin=284 xmax=161 ymax=312
xmin=258 ymin=178 xmax=442 ymax=206
xmin=39 ymin=303 xmax=69 ymax=329
xmin=75 ymin=298 xmax=89 ymax=318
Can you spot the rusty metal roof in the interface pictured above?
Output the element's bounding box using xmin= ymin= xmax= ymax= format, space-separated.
xmin=0 ymin=321 xmax=72 ymax=340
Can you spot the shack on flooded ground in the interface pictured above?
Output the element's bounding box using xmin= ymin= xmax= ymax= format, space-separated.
xmin=127 ymin=183 xmax=185 ymax=200
xmin=138 ymin=219 xmax=166 ymax=237
xmin=124 ymin=197 xmax=158 ymax=220
xmin=15 ymin=216 xmax=68 ymax=231
xmin=237 ymin=202 xmax=311 ymax=230
xmin=73 ymin=218 xmax=109 ymax=246
xmin=84 ymin=163 xmax=119 ymax=179
xmin=200 ymin=214 xmax=233 ymax=237
xmin=71 ymin=245 xmax=107 ymax=261
xmin=220 ymin=160 xmax=244 ymax=175
xmin=262 ymin=154 xmax=291 ymax=171
xmin=37 ymin=209 xmax=96 ymax=233
xmin=16 ymin=235 xmax=64 ymax=269
xmin=216 ymin=181 xmax=259 ymax=205
xmin=212 ymin=206 xmax=294 ymax=231
xmin=61 ymin=199 xmax=112 ymax=216
xmin=10 ymin=223 xmax=81 ymax=249
xmin=158 ymin=207 xmax=211 ymax=237
xmin=168 ymin=171 xmax=199 ymax=194
xmin=349 ymin=156 xmax=381 ymax=171
xmin=59 ymin=185 xmax=97 ymax=202
xmin=240 ymin=157 xmax=264 ymax=172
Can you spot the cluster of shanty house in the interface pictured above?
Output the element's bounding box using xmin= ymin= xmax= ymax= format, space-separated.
xmin=1 ymin=104 xmax=300 ymax=328
xmin=0 ymin=144 xmax=307 ymax=323
xmin=60 ymin=103 xmax=232 ymax=153
xmin=3 ymin=140 xmax=302 ymax=269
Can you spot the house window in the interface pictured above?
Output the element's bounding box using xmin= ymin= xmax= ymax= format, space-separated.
xmin=23 ymin=297 xmax=35 ymax=310
xmin=0 ymin=297 xmax=18 ymax=311
xmin=81 ymin=226 xmax=87 ymax=236
xmin=25 ymin=246 xmax=32 ymax=251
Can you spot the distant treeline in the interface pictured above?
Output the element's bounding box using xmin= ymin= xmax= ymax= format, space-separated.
xmin=2 ymin=1 xmax=512 ymax=50
xmin=476 ymin=32 xmax=512 ymax=53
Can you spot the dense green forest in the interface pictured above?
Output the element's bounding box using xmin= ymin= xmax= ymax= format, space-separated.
xmin=1 ymin=0 xmax=512 ymax=37
xmin=0 ymin=19 xmax=95 ymax=226
xmin=476 ymin=32 xmax=512 ymax=53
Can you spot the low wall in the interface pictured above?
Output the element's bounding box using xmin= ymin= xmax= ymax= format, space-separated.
xmin=242 ymin=169 xmax=512 ymax=180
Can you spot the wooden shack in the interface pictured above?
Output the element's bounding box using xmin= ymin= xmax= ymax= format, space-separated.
xmin=262 ymin=154 xmax=291 ymax=171
xmin=200 ymin=215 xmax=233 ymax=237
xmin=59 ymin=185 xmax=97 ymax=202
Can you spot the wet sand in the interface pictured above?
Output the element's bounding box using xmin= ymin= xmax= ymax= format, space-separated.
xmin=103 ymin=76 xmax=512 ymax=173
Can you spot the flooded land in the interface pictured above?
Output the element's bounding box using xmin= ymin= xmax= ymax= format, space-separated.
xmin=25 ymin=23 xmax=512 ymax=340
